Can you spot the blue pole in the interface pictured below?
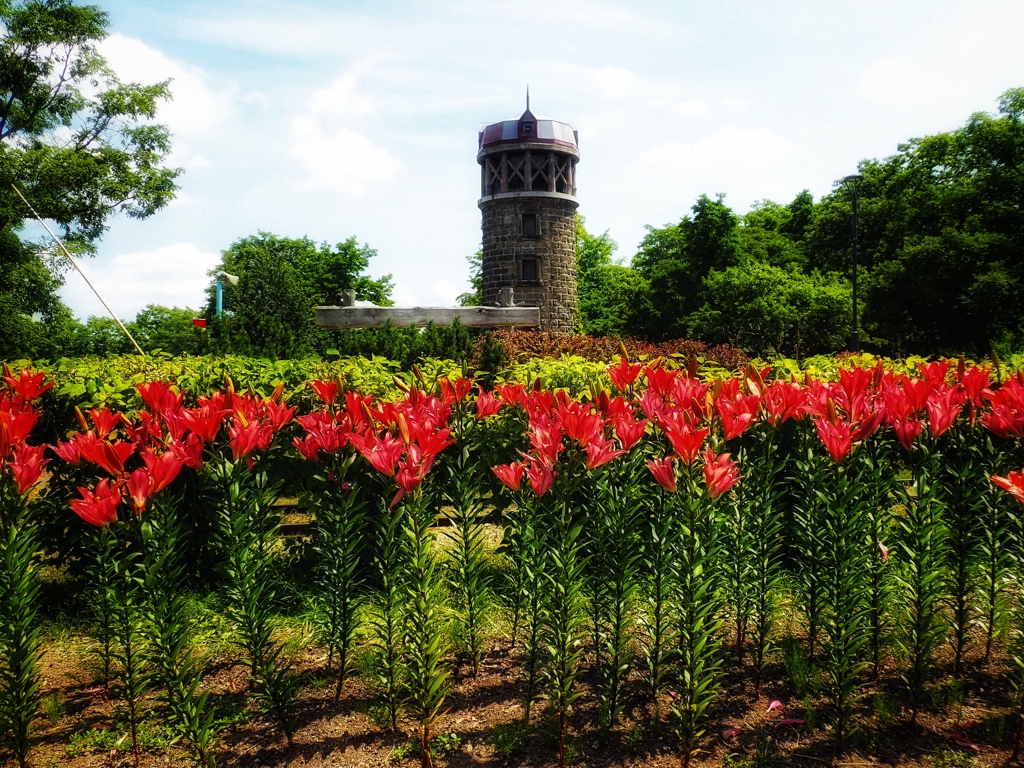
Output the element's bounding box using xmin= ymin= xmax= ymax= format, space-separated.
xmin=216 ymin=280 xmax=223 ymax=318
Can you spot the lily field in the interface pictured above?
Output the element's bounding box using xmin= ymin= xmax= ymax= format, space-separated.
xmin=4 ymin=352 xmax=1024 ymax=768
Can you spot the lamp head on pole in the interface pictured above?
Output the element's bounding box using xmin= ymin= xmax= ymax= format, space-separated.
xmin=842 ymin=173 xmax=864 ymax=195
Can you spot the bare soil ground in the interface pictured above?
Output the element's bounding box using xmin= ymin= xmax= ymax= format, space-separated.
xmin=21 ymin=620 xmax=1020 ymax=768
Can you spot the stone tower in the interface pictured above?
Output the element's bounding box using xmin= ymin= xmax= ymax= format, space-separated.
xmin=477 ymin=98 xmax=579 ymax=332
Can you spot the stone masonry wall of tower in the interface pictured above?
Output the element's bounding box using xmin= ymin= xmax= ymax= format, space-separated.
xmin=480 ymin=197 xmax=578 ymax=332
xmin=477 ymin=107 xmax=580 ymax=333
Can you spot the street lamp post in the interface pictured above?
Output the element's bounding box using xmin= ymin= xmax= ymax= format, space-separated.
xmin=842 ymin=173 xmax=864 ymax=353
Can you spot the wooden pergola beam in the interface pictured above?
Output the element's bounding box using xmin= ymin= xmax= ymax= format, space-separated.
xmin=314 ymin=305 xmax=540 ymax=329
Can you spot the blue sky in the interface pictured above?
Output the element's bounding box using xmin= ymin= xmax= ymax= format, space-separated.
xmin=58 ymin=0 xmax=1024 ymax=320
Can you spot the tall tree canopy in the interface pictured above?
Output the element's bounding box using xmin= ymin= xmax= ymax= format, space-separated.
xmin=0 ymin=0 xmax=180 ymax=360
xmin=576 ymin=215 xmax=650 ymax=337
xmin=206 ymin=232 xmax=394 ymax=359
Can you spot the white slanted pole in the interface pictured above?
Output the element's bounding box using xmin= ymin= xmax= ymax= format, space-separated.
xmin=11 ymin=183 xmax=146 ymax=356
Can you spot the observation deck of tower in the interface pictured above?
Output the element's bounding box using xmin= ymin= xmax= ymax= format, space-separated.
xmin=477 ymin=96 xmax=579 ymax=333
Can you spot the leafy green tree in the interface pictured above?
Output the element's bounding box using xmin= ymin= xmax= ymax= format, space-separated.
xmin=578 ymin=264 xmax=651 ymax=338
xmin=72 ymin=315 xmax=133 ymax=356
xmin=806 ymin=89 xmax=1024 ymax=355
xmin=631 ymin=194 xmax=742 ymax=340
xmin=575 ymin=215 xmax=651 ymax=337
xmin=456 ymin=249 xmax=482 ymax=307
xmin=688 ymin=261 xmax=850 ymax=358
xmin=576 ymin=215 xmax=616 ymax=277
xmin=126 ymin=305 xmax=204 ymax=355
xmin=207 ymin=232 xmax=394 ymax=358
xmin=0 ymin=0 xmax=180 ymax=359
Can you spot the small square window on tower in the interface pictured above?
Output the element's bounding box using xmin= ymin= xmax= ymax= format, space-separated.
xmin=521 ymin=214 xmax=539 ymax=237
xmin=521 ymin=258 xmax=539 ymax=282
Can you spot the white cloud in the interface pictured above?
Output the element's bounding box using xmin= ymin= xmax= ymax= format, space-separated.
xmin=643 ymin=125 xmax=789 ymax=174
xmin=858 ymin=58 xmax=937 ymax=106
xmin=286 ymin=73 xmax=401 ymax=195
xmin=675 ymin=99 xmax=710 ymax=118
xmin=99 ymin=34 xmax=232 ymax=138
xmin=59 ymin=243 xmax=220 ymax=320
xmin=593 ymin=67 xmax=637 ymax=98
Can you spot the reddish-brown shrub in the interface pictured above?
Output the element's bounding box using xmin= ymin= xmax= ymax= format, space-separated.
xmin=474 ymin=330 xmax=748 ymax=370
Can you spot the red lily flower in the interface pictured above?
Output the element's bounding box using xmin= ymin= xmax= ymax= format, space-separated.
xmin=644 ymin=365 xmax=678 ymax=398
xmin=608 ymin=358 xmax=642 ymax=391
xmin=717 ymin=393 xmax=760 ymax=440
xmin=493 ymin=462 xmax=526 ymax=491
xmin=673 ymin=377 xmax=713 ymax=425
xmin=637 ymin=389 xmax=665 ymax=422
xmin=494 ymin=382 xmax=528 ymax=410
xmin=308 ymin=380 xmax=339 ymax=406
xmin=891 ymin=417 xmax=922 ymax=451
xmin=585 ymin=437 xmax=626 ymax=470
xmin=815 ymin=417 xmax=853 ymax=463
xmin=0 ymin=405 xmax=39 ymax=445
xmin=141 ymin=448 xmax=185 ymax=493
xmin=918 ymin=360 xmax=951 ymax=387
xmin=525 ymin=462 xmax=555 ymax=497
xmin=662 ymin=422 xmax=708 ymax=466
xmin=127 ymin=468 xmax=152 ymax=514
xmin=527 ymin=417 xmax=564 ymax=470
xmin=261 ymin=399 xmax=296 ymax=432
xmin=836 ymin=367 xmax=874 ymax=406
xmin=762 ymin=380 xmax=807 ymax=426
xmin=181 ymin=403 xmax=229 ymax=443
xmin=2 ymin=368 xmax=53 ymax=402
xmin=525 ymin=388 xmax=556 ymax=418
xmin=293 ymin=435 xmax=321 ymax=462
xmin=475 ymin=387 xmax=502 ymax=419
xmin=51 ymin=436 xmax=84 ymax=465
xmin=993 ymin=471 xmax=1024 ymax=506
xmin=87 ymin=408 xmax=120 ymax=439
xmin=982 ymin=405 xmax=1024 ymax=439
xmin=10 ymin=443 xmax=48 ymax=494
xmin=228 ymin=419 xmax=266 ymax=460
xmin=926 ymin=385 xmax=965 ymax=439
xmin=647 ymin=456 xmax=676 ymax=493
xmin=613 ymin=414 xmax=648 ymax=451
xmin=350 ymin=431 xmax=404 ymax=477
xmin=702 ymin=447 xmax=740 ymax=498
xmin=958 ymin=365 xmax=990 ymax=407
xmin=70 ymin=479 xmax=121 ymax=527
xmin=900 ymin=376 xmax=933 ymax=415
xmin=137 ymin=380 xmax=172 ymax=414
xmin=173 ymin=433 xmax=205 ymax=471
xmin=556 ymin=400 xmax=603 ymax=446
xmin=82 ymin=439 xmax=135 ymax=476
xmin=121 ymin=411 xmax=163 ymax=448
xmin=438 ymin=376 xmax=473 ymax=406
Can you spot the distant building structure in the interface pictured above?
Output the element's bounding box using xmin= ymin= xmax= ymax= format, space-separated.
xmin=477 ymin=97 xmax=579 ymax=332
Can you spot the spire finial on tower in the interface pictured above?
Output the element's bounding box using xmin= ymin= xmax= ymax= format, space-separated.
xmin=526 ymin=85 xmax=530 ymax=112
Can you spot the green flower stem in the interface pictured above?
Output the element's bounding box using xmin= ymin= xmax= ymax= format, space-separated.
xmin=143 ymin=495 xmax=220 ymax=767
xmin=544 ymin=464 xmax=588 ymax=768
xmin=896 ymin=445 xmax=947 ymax=724
xmin=743 ymin=427 xmax=786 ymax=697
xmin=369 ymin=496 xmax=406 ymax=731
xmin=403 ymin=490 xmax=450 ymax=768
xmin=310 ymin=454 xmax=366 ymax=699
xmin=0 ymin=484 xmax=43 ymax=768
xmin=593 ymin=456 xmax=643 ymax=730
xmin=444 ymin=444 xmax=489 ymax=677
xmin=820 ymin=458 xmax=870 ymax=752
xmin=213 ymin=458 xmax=298 ymax=746
xmin=671 ymin=463 xmax=724 ymax=768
